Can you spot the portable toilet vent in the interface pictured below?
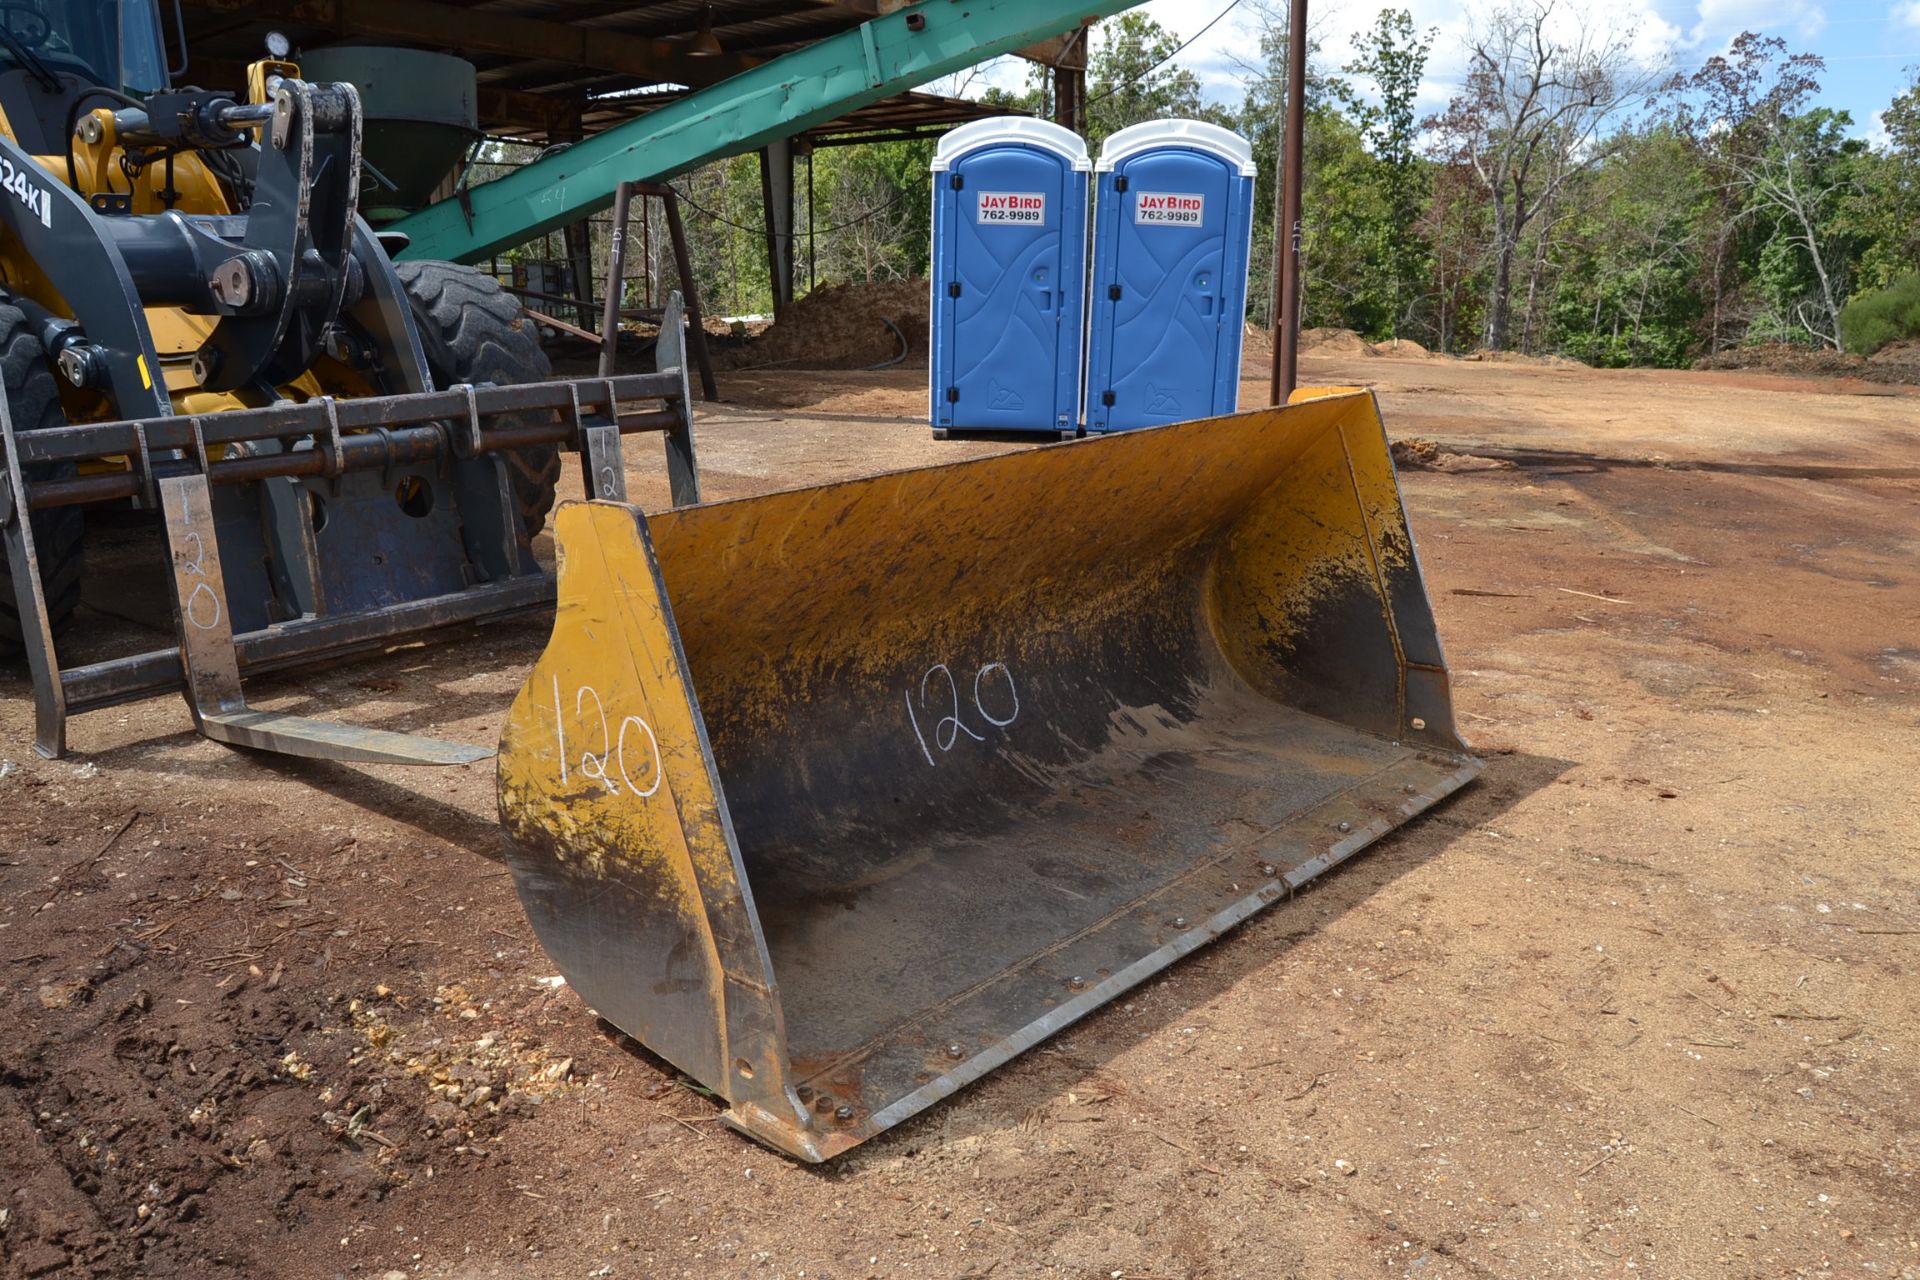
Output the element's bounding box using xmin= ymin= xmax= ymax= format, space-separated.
xmin=1085 ymin=119 xmax=1257 ymax=433
xmin=930 ymin=117 xmax=1090 ymax=439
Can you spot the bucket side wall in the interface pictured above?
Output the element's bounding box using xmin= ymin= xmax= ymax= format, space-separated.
xmin=1209 ymin=391 xmax=1465 ymax=752
xmin=496 ymin=503 xmax=813 ymax=1148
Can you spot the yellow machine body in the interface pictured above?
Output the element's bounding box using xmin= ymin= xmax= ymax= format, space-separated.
xmin=0 ymin=59 xmax=324 ymax=433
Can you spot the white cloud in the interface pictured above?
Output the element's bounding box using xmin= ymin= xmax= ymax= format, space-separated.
xmin=1691 ymin=0 xmax=1826 ymax=43
xmin=1895 ymin=0 xmax=1920 ymax=30
xmin=1131 ymin=0 xmax=1683 ymax=115
xmin=1867 ymin=108 xmax=1893 ymax=149
xmin=941 ymin=0 xmax=1863 ymax=126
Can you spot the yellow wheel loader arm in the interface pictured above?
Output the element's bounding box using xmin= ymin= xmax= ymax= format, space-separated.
xmin=0 ymin=63 xmax=317 ymax=430
xmin=0 ymin=28 xmax=703 ymax=764
xmin=498 ymin=389 xmax=1480 ymax=1161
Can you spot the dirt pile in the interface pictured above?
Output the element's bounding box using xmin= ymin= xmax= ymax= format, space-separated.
xmin=1463 ymin=348 xmax=1586 ymax=368
xmin=1241 ymin=326 xmax=1440 ymax=372
xmin=1693 ymin=341 xmax=1920 ymax=385
xmin=1694 ymin=342 xmax=1859 ymax=377
xmin=1300 ymin=326 xmax=1379 ymax=357
xmin=1374 ymin=337 xmax=1432 ymax=358
xmin=1869 ymin=338 xmax=1920 ymax=369
xmin=1391 ymin=436 xmax=1517 ymax=472
xmin=700 ymin=315 xmax=768 ymax=340
xmin=1391 ymin=437 xmax=1442 ymax=466
xmin=720 ymin=279 xmax=929 ymax=370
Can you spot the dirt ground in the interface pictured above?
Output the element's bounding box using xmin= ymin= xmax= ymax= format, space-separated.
xmin=2 ymin=350 xmax=1917 ymax=1279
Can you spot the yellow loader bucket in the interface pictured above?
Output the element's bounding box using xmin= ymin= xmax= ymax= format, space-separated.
xmin=497 ymin=388 xmax=1479 ymax=1161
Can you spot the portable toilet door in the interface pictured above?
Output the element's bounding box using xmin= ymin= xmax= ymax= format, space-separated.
xmin=930 ymin=117 xmax=1090 ymax=438
xmin=1085 ymin=120 xmax=1257 ymax=433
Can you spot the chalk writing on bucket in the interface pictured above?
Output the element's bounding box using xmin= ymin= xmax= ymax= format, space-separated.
xmin=552 ymin=675 xmax=661 ymax=797
xmin=906 ymin=661 xmax=1019 ymax=767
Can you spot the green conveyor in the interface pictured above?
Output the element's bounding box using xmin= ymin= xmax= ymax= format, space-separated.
xmin=391 ymin=0 xmax=1140 ymax=264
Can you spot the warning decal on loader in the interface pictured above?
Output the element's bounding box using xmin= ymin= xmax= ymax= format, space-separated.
xmin=1135 ymin=192 xmax=1205 ymax=226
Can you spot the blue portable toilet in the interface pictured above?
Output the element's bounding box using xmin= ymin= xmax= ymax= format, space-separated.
xmin=930 ymin=117 xmax=1089 ymax=439
xmin=1085 ymin=119 xmax=1257 ymax=433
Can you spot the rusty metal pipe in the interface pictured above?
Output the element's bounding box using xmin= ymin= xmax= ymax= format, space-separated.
xmin=12 ymin=375 xmax=679 ymax=467
xmin=22 ymin=400 xmax=683 ymax=510
xmin=1269 ymin=0 xmax=1309 ymax=404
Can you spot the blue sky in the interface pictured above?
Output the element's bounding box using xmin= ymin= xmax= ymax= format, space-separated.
xmin=968 ymin=0 xmax=1919 ymax=143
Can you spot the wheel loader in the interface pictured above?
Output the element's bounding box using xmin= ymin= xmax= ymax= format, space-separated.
xmin=0 ymin=0 xmax=696 ymax=763
xmin=0 ymin=0 xmax=1479 ymax=1162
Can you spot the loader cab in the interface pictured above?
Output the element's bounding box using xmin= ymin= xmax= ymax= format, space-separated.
xmin=0 ymin=0 xmax=168 ymax=153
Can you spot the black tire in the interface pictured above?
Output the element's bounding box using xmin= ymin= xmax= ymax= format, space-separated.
xmin=393 ymin=259 xmax=562 ymax=539
xmin=0 ymin=305 xmax=84 ymax=653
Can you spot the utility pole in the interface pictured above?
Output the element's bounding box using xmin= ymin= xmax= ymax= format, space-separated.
xmin=1268 ymin=0 xmax=1308 ymax=405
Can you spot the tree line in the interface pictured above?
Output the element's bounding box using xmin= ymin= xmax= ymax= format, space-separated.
xmin=487 ymin=2 xmax=1920 ymax=367
xmin=1078 ymin=3 xmax=1920 ymax=365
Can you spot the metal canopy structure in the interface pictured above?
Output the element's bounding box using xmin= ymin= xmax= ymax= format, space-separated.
xmin=172 ymin=0 xmax=1103 ymax=318
xmin=489 ymin=86 xmax=1011 ymax=148
xmin=176 ymin=0 xmax=1034 ymax=145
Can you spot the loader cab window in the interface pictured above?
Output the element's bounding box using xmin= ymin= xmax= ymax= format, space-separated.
xmin=0 ymin=0 xmax=167 ymax=95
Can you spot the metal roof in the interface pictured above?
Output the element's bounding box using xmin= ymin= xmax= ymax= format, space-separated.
xmin=177 ymin=0 xmax=1007 ymax=144
xmin=550 ymin=87 xmax=1011 ymax=149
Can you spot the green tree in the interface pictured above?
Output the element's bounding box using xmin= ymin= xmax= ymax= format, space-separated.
xmin=1848 ymin=74 xmax=1920 ymax=293
xmin=1086 ymin=13 xmax=1207 ymax=149
xmin=1418 ymin=161 xmax=1492 ymax=351
xmin=807 ymin=139 xmax=935 ymax=286
xmin=1339 ymin=9 xmax=1436 ymax=339
xmin=1426 ymin=0 xmax=1651 ymax=350
xmin=1739 ymin=109 xmax=1866 ymax=347
xmin=1235 ymin=18 xmax=1346 ymax=328
xmin=1667 ymin=36 xmax=1865 ymax=348
xmin=1547 ymin=128 xmax=1709 ymax=366
xmin=1661 ymin=32 xmax=1846 ymax=348
xmin=678 ymin=153 xmax=770 ymax=316
xmin=1295 ymin=106 xmax=1394 ymax=334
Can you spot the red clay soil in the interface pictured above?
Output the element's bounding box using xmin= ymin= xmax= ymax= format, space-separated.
xmin=1 ymin=351 xmax=1916 ymax=1278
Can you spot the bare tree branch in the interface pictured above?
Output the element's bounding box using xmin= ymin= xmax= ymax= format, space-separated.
xmin=1425 ymin=0 xmax=1662 ymax=349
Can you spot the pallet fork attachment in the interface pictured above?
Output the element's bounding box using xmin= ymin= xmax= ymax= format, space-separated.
xmin=1 ymin=297 xmax=700 ymax=762
xmin=155 ymin=470 xmax=493 ymax=765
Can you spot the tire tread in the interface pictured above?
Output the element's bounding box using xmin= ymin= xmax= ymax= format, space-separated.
xmin=0 ymin=303 xmax=85 ymax=651
xmin=393 ymin=260 xmax=562 ymax=539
